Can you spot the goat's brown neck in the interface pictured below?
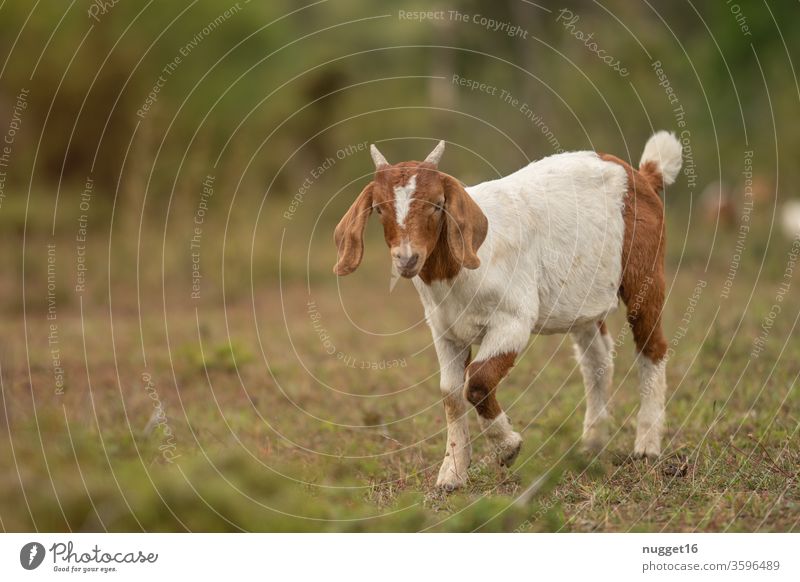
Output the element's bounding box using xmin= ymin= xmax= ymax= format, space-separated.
xmin=418 ymin=222 xmax=461 ymax=284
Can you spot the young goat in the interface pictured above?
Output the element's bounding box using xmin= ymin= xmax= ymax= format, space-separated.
xmin=334 ymin=133 xmax=682 ymax=490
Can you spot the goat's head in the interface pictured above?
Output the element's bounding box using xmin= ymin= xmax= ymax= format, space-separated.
xmin=333 ymin=141 xmax=488 ymax=279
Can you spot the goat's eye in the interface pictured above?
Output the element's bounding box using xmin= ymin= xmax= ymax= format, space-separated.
xmin=434 ymin=200 xmax=444 ymax=212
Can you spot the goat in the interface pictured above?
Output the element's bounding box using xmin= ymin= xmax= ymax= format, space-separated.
xmin=334 ymin=132 xmax=682 ymax=490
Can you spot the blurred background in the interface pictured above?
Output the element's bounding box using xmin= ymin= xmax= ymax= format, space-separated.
xmin=0 ymin=1 xmax=796 ymax=288
xmin=0 ymin=0 xmax=797 ymax=532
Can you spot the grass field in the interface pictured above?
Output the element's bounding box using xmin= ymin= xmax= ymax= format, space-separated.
xmin=0 ymin=195 xmax=798 ymax=533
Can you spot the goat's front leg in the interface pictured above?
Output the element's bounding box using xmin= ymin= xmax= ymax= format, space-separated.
xmin=433 ymin=336 xmax=472 ymax=491
xmin=466 ymin=321 xmax=529 ymax=467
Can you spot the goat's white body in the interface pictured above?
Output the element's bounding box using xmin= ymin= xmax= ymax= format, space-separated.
xmin=413 ymin=151 xmax=629 ymax=352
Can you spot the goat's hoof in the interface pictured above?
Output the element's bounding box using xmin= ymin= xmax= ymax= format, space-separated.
xmin=582 ymin=440 xmax=606 ymax=455
xmin=633 ymin=430 xmax=662 ymax=459
xmin=498 ymin=432 xmax=523 ymax=468
xmin=633 ymin=441 xmax=661 ymax=459
xmin=436 ymin=457 xmax=468 ymax=491
xmin=437 ymin=480 xmax=463 ymax=493
xmin=581 ymin=421 xmax=610 ymax=454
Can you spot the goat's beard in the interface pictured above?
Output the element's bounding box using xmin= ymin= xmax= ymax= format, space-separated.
xmin=389 ymin=262 xmax=400 ymax=293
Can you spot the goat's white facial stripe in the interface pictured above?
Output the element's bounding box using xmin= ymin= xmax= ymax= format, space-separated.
xmin=397 ymin=239 xmax=412 ymax=256
xmin=393 ymin=174 xmax=417 ymax=227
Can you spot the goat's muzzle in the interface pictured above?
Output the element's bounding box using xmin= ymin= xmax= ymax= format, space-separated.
xmin=391 ymin=246 xmax=422 ymax=278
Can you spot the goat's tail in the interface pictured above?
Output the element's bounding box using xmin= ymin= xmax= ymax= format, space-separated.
xmin=638 ymin=131 xmax=682 ymax=191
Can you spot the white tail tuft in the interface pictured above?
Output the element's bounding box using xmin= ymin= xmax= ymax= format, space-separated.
xmin=639 ymin=131 xmax=682 ymax=186
xmin=781 ymin=201 xmax=800 ymax=241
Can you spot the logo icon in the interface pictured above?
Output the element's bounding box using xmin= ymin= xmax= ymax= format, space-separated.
xmin=20 ymin=542 xmax=46 ymax=570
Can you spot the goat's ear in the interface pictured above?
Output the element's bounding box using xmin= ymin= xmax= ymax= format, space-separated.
xmin=442 ymin=175 xmax=487 ymax=270
xmin=333 ymin=182 xmax=374 ymax=276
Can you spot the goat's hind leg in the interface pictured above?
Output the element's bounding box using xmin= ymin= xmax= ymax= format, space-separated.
xmin=624 ymin=276 xmax=668 ymax=458
xmin=572 ymin=321 xmax=614 ymax=453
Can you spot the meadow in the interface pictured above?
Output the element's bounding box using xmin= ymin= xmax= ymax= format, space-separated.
xmin=0 ymin=193 xmax=797 ymax=532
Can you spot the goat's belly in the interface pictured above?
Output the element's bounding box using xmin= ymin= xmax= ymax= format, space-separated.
xmin=532 ymin=247 xmax=623 ymax=334
xmin=532 ymin=296 xmax=620 ymax=334
xmin=529 ymin=196 xmax=625 ymax=333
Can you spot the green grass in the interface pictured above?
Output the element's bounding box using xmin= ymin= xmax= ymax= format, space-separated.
xmin=0 ymin=204 xmax=798 ymax=532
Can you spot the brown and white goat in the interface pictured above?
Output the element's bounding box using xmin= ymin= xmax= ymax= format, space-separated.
xmin=334 ymin=133 xmax=682 ymax=489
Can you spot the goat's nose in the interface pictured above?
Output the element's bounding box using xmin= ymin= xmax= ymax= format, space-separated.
xmin=393 ymin=251 xmax=419 ymax=270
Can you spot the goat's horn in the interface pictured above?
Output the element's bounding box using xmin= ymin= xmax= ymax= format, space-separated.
xmin=370 ymin=144 xmax=389 ymax=168
xmin=424 ymin=140 xmax=446 ymax=166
